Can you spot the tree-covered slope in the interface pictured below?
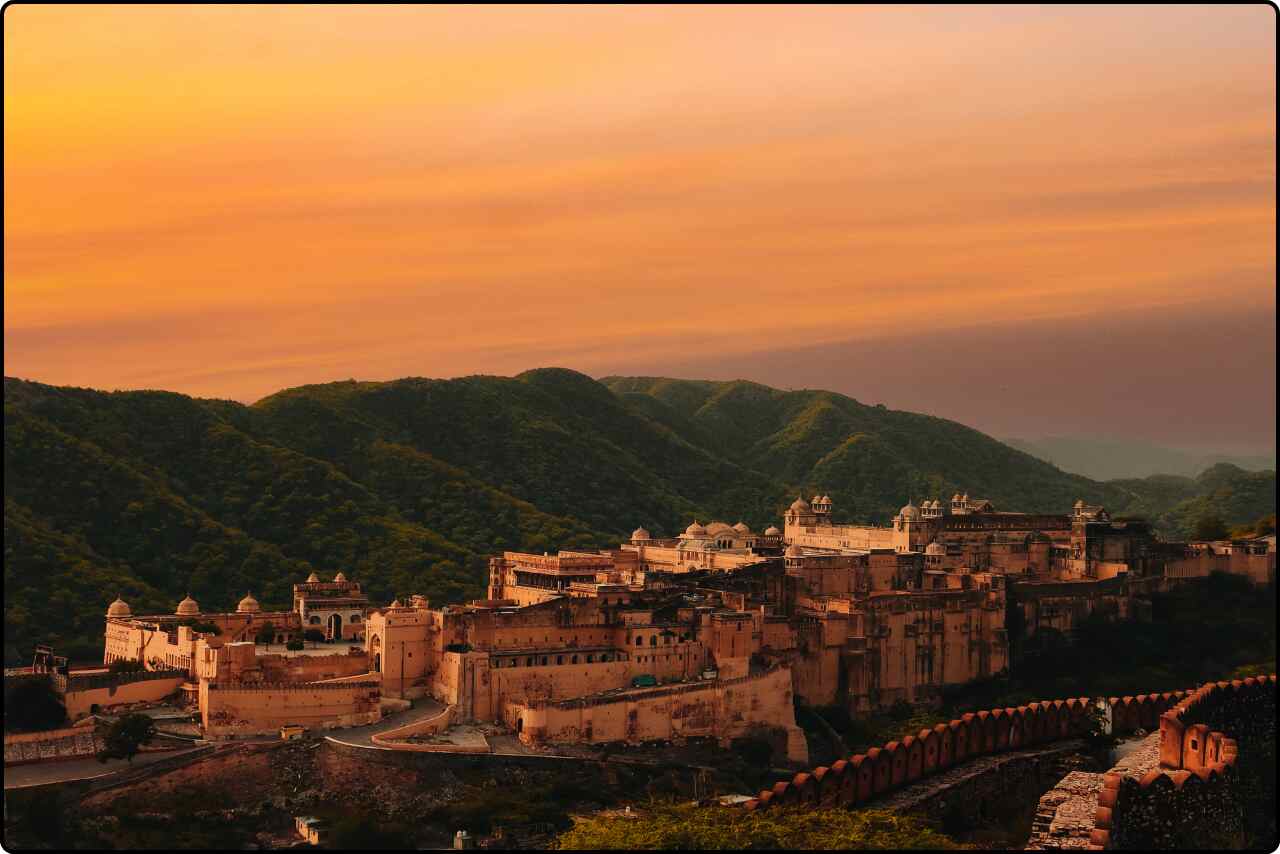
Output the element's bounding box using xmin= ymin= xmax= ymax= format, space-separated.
xmin=4 ymin=370 xmax=1273 ymax=663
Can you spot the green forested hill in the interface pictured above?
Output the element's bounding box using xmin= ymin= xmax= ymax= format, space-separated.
xmin=4 ymin=370 xmax=1274 ymax=663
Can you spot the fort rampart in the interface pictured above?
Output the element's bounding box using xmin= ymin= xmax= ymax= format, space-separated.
xmin=4 ymin=724 xmax=105 ymax=765
xmin=1090 ymin=675 xmax=1276 ymax=850
xmin=739 ymin=678 xmax=1277 ymax=816
xmin=200 ymin=679 xmax=381 ymax=738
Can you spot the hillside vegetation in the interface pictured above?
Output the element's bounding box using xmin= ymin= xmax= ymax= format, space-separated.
xmin=4 ymin=371 xmax=1274 ymax=663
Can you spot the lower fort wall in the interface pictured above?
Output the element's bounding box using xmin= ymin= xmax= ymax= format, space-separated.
xmin=510 ymin=665 xmax=807 ymax=762
xmin=199 ymin=679 xmax=382 ymax=738
xmin=4 ymin=724 xmax=105 ymax=765
xmin=62 ymin=671 xmax=187 ymax=721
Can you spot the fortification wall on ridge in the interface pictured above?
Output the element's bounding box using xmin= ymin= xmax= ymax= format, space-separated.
xmin=738 ymin=678 xmax=1271 ymax=816
xmin=1089 ymin=675 xmax=1276 ymax=850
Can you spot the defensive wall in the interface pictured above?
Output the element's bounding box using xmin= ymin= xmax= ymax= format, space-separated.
xmin=58 ymin=669 xmax=187 ymax=721
xmin=4 ymin=723 xmax=105 ymax=766
xmin=1089 ymin=675 xmax=1276 ymax=850
xmin=737 ymin=680 xmax=1272 ymax=816
xmin=510 ymin=665 xmax=808 ymax=763
xmin=199 ymin=678 xmax=381 ymax=738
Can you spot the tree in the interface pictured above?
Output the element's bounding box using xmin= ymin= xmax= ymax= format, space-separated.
xmin=97 ymin=713 xmax=156 ymax=763
xmin=304 ymin=629 xmax=327 ymax=646
xmin=1193 ymin=514 xmax=1229 ymax=541
xmin=254 ymin=621 xmax=278 ymax=645
xmin=3 ymin=677 xmax=67 ymax=732
xmin=286 ymin=638 xmax=305 ymax=651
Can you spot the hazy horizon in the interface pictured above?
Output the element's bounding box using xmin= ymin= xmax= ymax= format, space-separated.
xmin=5 ymin=5 xmax=1275 ymax=454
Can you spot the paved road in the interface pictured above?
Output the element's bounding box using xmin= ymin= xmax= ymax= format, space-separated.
xmin=324 ymin=697 xmax=446 ymax=747
xmin=3 ymin=745 xmax=208 ymax=789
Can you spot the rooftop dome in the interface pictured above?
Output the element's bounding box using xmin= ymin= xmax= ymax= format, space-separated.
xmin=389 ymin=598 xmax=403 ymax=609
xmin=732 ymin=522 xmax=751 ymax=534
xmin=306 ymin=572 xmax=320 ymax=582
xmin=631 ymin=526 xmax=651 ymax=540
xmin=1073 ymin=499 xmax=1085 ymax=509
xmin=788 ymin=496 xmax=811 ymax=514
xmin=764 ymin=525 xmax=781 ymax=536
xmin=107 ymin=597 xmax=131 ymax=618
xmin=236 ymin=592 xmax=261 ymax=614
xmin=175 ymin=595 xmax=200 ymax=617
xmin=899 ymin=501 xmax=920 ymax=520
xmin=334 ymin=572 xmax=347 ymax=583
xmin=925 ymin=542 xmax=946 ymax=556
xmin=785 ymin=544 xmax=804 ymax=558
xmin=684 ymin=520 xmax=708 ymax=538
xmin=821 ymin=495 xmax=832 ymax=503
xmin=706 ymin=521 xmax=733 ymax=535
xmin=811 ymin=494 xmax=822 ymax=504
xmin=953 ymin=493 xmax=963 ymax=501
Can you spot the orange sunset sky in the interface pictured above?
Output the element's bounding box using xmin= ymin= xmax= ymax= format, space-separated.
xmin=4 ymin=5 xmax=1276 ymax=451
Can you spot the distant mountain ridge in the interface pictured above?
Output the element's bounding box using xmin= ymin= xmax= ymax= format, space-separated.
xmin=4 ymin=370 xmax=1274 ymax=662
xmin=1005 ymin=436 xmax=1276 ymax=482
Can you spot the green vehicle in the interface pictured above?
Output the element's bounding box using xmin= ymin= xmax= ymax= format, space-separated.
xmin=630 ymin=674 xmax=658 ymax=688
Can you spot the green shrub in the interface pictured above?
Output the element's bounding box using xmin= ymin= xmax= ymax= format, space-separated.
xmin=553 ymin=803 xmax=964 ymax=850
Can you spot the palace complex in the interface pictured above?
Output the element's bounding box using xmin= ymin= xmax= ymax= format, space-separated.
xmin=74 ymin=494 xmax=1274 ymax=761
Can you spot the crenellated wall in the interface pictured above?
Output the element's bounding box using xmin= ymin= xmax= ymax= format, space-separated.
xmin=1089 ymin=675 xmax=1276 ymax=850
xmin=739 ymin=682 xmax=1243 ymax=814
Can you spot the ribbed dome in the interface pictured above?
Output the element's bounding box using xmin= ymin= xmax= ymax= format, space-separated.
xmin=684 ymin=520 xmax=708 ymax=538
xmin=236 ymin=592 xmax=261 ymax=614
xmin=732 ymin=522 xmax=750 ymax=534
xmin=175 ymin=595 xmax=200 ymax=617
xmin=706 ymin=521 xmax=732 ymax=535
xmin=764 ymin=525 xmax=781 ymax=536
xmin=306 ymin=572 xmax=320 ymax=582
xmin=107 ymin=597 xmax=131 ymax=618
xmin=334 ymin=572 xmax=348 ymax=583
xmin=899 ymin=502 xmax=920 ymax=520
xmin=811 ymin=494 xmax=822 ymax=504
xmin=788 ymin=496 xmax=810 ymax=513
xmin=631 ymin=526 xmax=651 ymax=540
xmin=821 ymin=495 xmax=832 ymax=503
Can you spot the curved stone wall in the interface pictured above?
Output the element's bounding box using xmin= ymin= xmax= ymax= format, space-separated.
xmin=1090 ymin=674 xmax=1276 ymax=850
xmin=740 ymin=681 xmax=1255 ymax=813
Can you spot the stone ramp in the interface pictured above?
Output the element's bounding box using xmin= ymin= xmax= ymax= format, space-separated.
xmin=1025 ymin=771 xmax=1103 ymax=850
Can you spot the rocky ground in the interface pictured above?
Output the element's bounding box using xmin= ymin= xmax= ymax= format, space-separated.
xmin=5 ymin=736 xmax=716 ymax=850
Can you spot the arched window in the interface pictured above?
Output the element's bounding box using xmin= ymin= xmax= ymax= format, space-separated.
xmin=586 ymin=654 xmax=594 ymax=663
xmin=571 ymin=654 xmax=579 ymax=664
xmin=309 ymin=616 xmax=321 ymax=625
xmin=540 ymin=656 xmax=548 ymax=666
xmin=556 ymin=655 xmax=564 ymax=665
xmin=526 ymin=657 xmax=534 ymax=666
xmin=649 ymin=635 xmax=657 ymax=646
xmin=635 ymin=637 xmax=643 ymax=646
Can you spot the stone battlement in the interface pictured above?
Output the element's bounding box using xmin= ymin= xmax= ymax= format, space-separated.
xmin=1089 ymin=674 xmax=1276 ymax=850
xmin=738 ymin=677 xmax=1275 ymax=816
